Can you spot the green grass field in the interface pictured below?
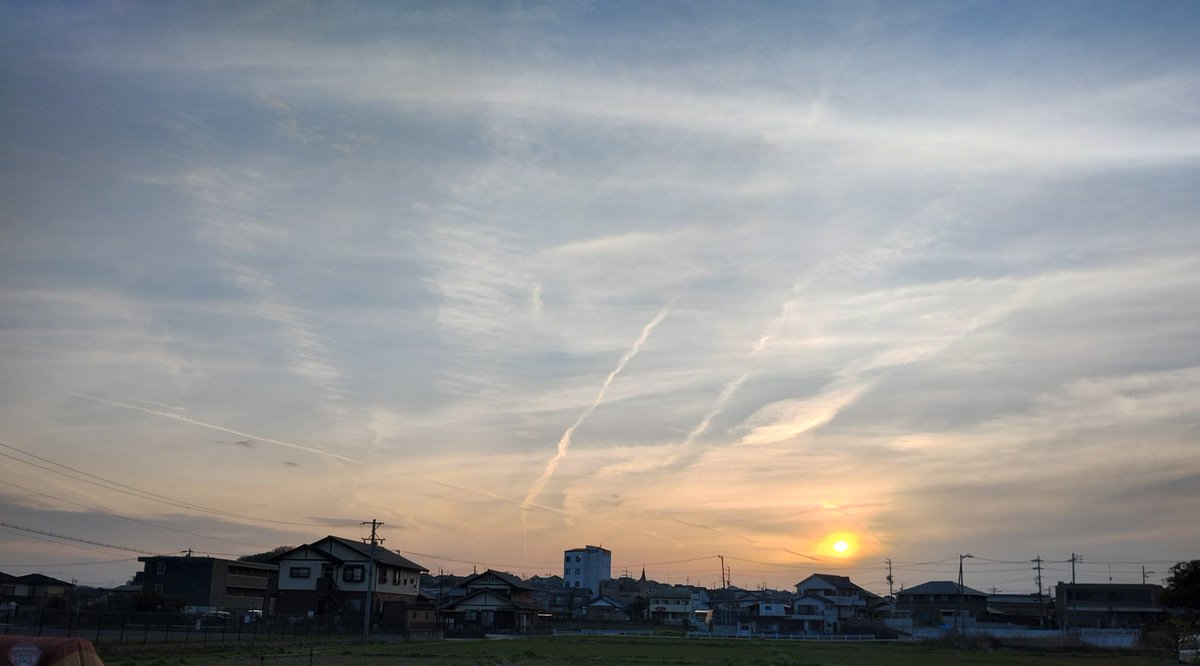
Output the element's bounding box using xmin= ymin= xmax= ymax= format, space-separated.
xmin=100 ymin=635 xmax=1178 ymax=666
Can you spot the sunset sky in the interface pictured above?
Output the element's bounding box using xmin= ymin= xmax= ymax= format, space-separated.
xmin=2 ymin=1 xmax=1198 ymax=594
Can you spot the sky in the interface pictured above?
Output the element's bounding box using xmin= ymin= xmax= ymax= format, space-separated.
xmin=1 ymin=1 xmax=1198 ymax=595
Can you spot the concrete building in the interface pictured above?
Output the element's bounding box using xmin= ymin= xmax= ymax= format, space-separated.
xmin=563 ymin=545 xmax=611 ymax=595
xmin=1055 ymin=582 xmax=1164 ymax=629
xmin=136 ymin=555 xmax=275 ymax=613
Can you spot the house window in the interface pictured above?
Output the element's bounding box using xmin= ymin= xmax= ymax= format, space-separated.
xmin=289 ymin=567 xmax=312 ymax=579
xmin=379 ymin=568 xmax=388 ymax=584
xmin=156 ymin=563 xmax=166 ymax=575
xmin=343 ymin=565 xmax=366 ymax=583
xmin=393 ymin=570 xmax=402 ymax=585
xmin=575 ymin=555 xmax=581 ymax=562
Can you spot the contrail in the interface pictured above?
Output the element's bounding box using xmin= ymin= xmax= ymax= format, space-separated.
xmin=72 ymin=393 xmax=364 ymax=464
xmin=598 ymin=305 xmax=785 ymax=478
xmin=521 ymin=307 xmax=670 ymax=516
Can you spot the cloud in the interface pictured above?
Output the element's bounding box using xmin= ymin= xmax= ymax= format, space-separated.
xmin=2 ymin=2 xmax=1198 ymax=589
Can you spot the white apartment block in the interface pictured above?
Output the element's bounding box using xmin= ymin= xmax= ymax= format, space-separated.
xmin=563 ymin=545 xmax=611 ymax=595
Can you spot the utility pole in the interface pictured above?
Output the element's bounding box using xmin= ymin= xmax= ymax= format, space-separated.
xmin=1032 ymin=556 xmax=1044 ymax=627
xmin=957 ymin=554 xmax=973 ymax=633
xmin=886 ymin=559 xmax=894 ymax=598
xmin=1066 ymin=553 xmax=1080 ymax=634
xmin=1142 ymin=566 xmax=1154 ymax=585
xmin=719 ymin=555 xmax=726 ymax=589
xmin=362 ymin=519 xmax=383 ymax=641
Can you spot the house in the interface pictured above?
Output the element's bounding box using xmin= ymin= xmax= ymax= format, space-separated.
xmin=0 ymin=572 xmax=76 ymax=612
xmin=987 ymin=592 xmax=1054 ymax=627
xmin=743 ymin=598 xmax=793 ymax=634
xmin=644 ymin=584 xmax=694 ymax=625
xmin=582 ymin=595 xmax=629 ymax=622
xmin=790 ymin=593 xmax=837 ymax=633
xmin=543 ymin=585 xmax=592 ymax=619
xmin=793 ymin=573 xmax=878 ymax=629
xmin=136 ymin=555 xmax=275 ymax=614
xmin=1055 ymin=582 xmax=1164 ymax=629
xmin=895 ymin=580 xmax=987 ymax=628
xmin=598 ymin=574 xmax=647 ymax=609
xmin=439 ymin=569 xmax=544 ymax=634
xmin=272 ymin=535 xmax=427 ymax=619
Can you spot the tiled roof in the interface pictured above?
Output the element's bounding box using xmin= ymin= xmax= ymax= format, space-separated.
xmin=897 ymin=580 xmax=987 ymax=597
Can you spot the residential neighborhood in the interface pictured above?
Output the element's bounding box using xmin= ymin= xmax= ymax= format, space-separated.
xmin=2 ymin=538 xmax=1188 ymax=650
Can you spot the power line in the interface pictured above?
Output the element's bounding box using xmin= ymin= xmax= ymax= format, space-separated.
xmin=0 ymin=478 xmax=266 ymax=549
xmin=0 ymin=521 xmax=158 ymax=555
xmin=0 ymin=439 xmax=351 ymax=528
xmin=0 ymin=557 xmax=141 ymax=568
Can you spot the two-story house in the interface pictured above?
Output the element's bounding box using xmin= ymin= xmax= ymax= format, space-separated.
xmin=272 ymin=535 xmax=427 ymax=619
xmin=895 ymin=580 xmax=987 ymax=628
xmin=439 ymin=569 xmax=543 ymax=634
xmin=0 ymin=572 xmax=75 ymax=612
xmin=644 ymin=584 xmax=695 ymax=625
xmin=793 ymin=573 xmax=878 ymax=632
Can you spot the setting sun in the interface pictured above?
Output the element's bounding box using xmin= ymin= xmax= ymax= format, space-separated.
xmin=818 ymin=532 xmax=860 ymax=558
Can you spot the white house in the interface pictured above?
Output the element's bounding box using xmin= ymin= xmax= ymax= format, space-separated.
xmin=272 ymin=535 xmax=426 ymax=618
xmin=793 ymin=573 xmax=877 ymax=632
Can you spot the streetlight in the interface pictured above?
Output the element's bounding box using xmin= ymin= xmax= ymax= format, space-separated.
xmin=957 ymin=554 xmax=974 ymax=633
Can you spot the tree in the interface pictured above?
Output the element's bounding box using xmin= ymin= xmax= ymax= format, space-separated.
xmin=1162 ymin=560 xmax=1200 ymax=609
xmin=238 ymin=545 xmax=293 ymax=564
xmin=627 ymin=595 xmax=649 ymax=621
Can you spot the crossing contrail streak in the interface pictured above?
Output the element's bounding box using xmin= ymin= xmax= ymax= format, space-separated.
xmin=72 ymin=393 xmax=364 ymax=464
xmin=600 ymin=307 xmax=785 ymax=479
xmin=521 ymin=307 xmax=670 ymax=516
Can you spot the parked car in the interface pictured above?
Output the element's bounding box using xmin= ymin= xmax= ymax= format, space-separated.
xmin=1180 ymin=635 xmax=1199 ymax=664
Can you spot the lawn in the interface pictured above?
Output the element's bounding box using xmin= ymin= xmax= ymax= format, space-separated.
xmin=100 ymin=635 xmax=1176 ymax=666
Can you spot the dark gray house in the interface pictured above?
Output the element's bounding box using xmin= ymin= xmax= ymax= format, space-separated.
xmin=895 ymin=580 xmax=987 ymax=627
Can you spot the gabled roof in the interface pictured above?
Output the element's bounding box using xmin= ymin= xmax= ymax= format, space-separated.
xmin=461 ymin=569 xmax=534 ymax=591
xmin=797 ymin=573 xmax=874 ymax=596
xmin=320 ymin=536 xmax=427 ymax=572
xmin=586 ymin=595 xmax=627 ymax=610
xmin=897 ymin=580 xmax=987 ymax=598
xmin=18 ymin=574 xmax=73 ymax=587
xmin=271 ymin=535 xmax=427 ymax=572
xmin=441 ymin=588 xmax=541 ymax=612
